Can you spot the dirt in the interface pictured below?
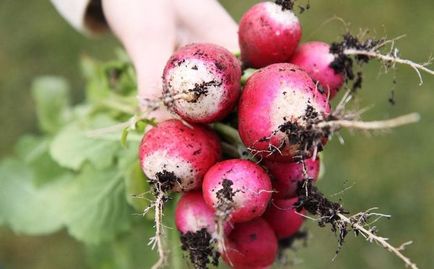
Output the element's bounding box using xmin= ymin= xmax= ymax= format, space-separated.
xmin=275 ymin=0 xmax=295 ymax=11
xmin=180 ymin=228 xmax=220 ymax=269
xmin=275 ymin=105 xmax=329 ymax=161
xmin=329 ymin=33 xmax=383 ymax=88
xmin=150 ymin=170 xmax=181 ymax=194
xmin=216 ymin=179 xmax=236 ymax=216
xmin=187 ymin=80 xmax=222 ymax=103
xmin=294 ymin=179 xmax=350 ymax=248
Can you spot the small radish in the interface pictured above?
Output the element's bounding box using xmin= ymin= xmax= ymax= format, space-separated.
xmin=291 ymin=41 xmax=345 ymax=99
xmin=162 ymin=43 xmax=241 ymax=123
xmin=202 ymin=159 xmax=272 ymax=223
xmin=263 ymin=198 xmax=305 ymax=239
xmin=265 ymin=158 xmax=320 ymax=199
xmin=176 ymin=191 xmax=231 ymax=269
xmin=238 ymin=1 xmax=302 ymax=68
xmin=175 ymin=191 xmax=232 ymax=235
xmin=139 ymin=119 xmax=221 ymax=193
xmin=238 ymin=63 xmax=331 ymax=161
xmin=222 ymin=218 xmax=278 ymax=269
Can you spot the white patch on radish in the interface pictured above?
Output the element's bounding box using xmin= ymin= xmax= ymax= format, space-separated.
xmin=166 ymin=59 xmax=224 ymax=120
xmin=142 ymin=150 xmax=198 ymax=192
xmin=270 ymin=86 xmax=323 ymax=131
xmin=264 ymin=2 xmax=299 ymax=27
xmin=184 ymin=213 xmax=213 ymax=233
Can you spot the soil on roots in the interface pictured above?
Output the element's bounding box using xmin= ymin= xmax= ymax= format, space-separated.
xmin=329 ymin=33 xmax=383 ymax=91
xmin=275 ymin=0 xmax=295 ymax=11
xmin=180 ymin=228 xmax=220 ymax=269
xmin=294 ymin=179 xmax=350 ymax=248
xmin=150 ymin=170 xmax=181 ymax=195
xmin=259 ymin=104 xmax=332 ymax=161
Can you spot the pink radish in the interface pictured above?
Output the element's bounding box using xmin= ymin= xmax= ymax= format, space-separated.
xmin=238 ymin=1 xmax=302 ymax=68
xmin=162 ymin=43 xmax=241 ymax=123
xmin=265 ymin=158 xmax=320 ymax=199
xmin=222 ymin=218 xmax=278 ymax=269
xmin=202 ymin=159 xmax=272 ymax=223
xmin=238 ymin=63 xmax=331 ymax=161
xmin=263 ymin=198 xmax=305 ymax=239
xmin=175 ymin=191 xmax=232 ymax=235
xmin=291 ymin=41 xmax=345 ymax=99
xmin=176 ymin=191 xmax=231 ymax=269
xmin=139 ymin=119 xmax=221 ymax=193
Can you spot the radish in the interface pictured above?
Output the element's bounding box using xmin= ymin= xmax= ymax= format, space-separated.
xmin=238 ymin=63 xmax=331 ymax=161
xmin=238 ymin=1 xmax=302 ymax=68
xmin=265 ymin=158 xmax=320 ymax=199
xmin=263 ymin=198 xmax=305 ymax=239
xmin=139 ymin=119 xmax=221 ymax=193
xmin=202 ymin=159 xmax=272 ymax=223
xmin=222 ymin=218 xmax=278 ymax=269
xmin=176 ymin=191 xmax=231 ymax=269
xmin=162 ymin=43 xmax=241 ymax=123
xmin=291 ymin=41 xmax=345 ymax=99
xmin=175 ymin=191 xmax=232 ymax=235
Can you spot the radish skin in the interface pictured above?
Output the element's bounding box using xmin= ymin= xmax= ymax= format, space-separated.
xmin=239 ymin=2 xmax=302 ymax=68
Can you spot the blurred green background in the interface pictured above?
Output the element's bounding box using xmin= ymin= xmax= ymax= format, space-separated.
xmin=1 ymin=0 xmax=433 ymax=268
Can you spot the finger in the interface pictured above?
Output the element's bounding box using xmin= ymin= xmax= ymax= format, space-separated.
xmin=173 ymin=0 xmax=239 ymax=52
xmin=102 ymin=0 xmax=177 ymax=100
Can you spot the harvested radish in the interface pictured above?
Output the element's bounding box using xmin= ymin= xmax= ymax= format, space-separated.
xmin=291 ymin=41 xmax=345 ymax=99
xmin=265 ymin=158 xmax=320 ymax=199
xmin=176 ymin=191 xmax=231 ymax=269
xmin=176 ymin=191 xmax=218 ymax=235
xmin=238 ymin=1 xmax=302 ymax=68
xmin=238 ymin=63 xmax=331 ymax=161
xmin=139 ymin=119 xmax=221 ymax=193
xmin=202 ymin=159 xmax=272 ymax=223
xmin=162 ymin=43 xmax=241 ymax=123
xmin=263 ymin=198 xmax=305 ymax=239
xmin=222 ymin=218 xmax=278 ymax=269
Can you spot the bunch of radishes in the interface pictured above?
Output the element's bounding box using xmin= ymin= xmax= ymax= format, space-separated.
xmin=138 ymin=1 xmax=418 ymax=269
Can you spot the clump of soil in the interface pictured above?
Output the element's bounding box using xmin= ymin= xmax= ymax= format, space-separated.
xmin=149 ymin=170 xmax=181 ymax=195
xmin=329 ymin=33 xmax=383 ymax=89
xmin=180 ymin=228 xmax=220 ymax=269
xmin=216 ymin=179 xmax=237 ymax=217
xmin=276 ymin=105 xmax=331 ymax=161
xmin=294 ymin=179 xmax=350 ymax=247
xmin=275 ymin=0 xmax=295 ymax=11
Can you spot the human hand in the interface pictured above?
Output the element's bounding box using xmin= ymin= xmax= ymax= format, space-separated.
xmin=102 ymin=0 xmax=239 ymax=121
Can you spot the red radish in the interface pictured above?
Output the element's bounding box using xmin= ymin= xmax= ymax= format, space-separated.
xmin=202 ymin=159 xmax=272 ymax=223
xmin=139 ymin=119 xmax=221 ymax=193
xmin=222 ymin=218 xmax=278 ymax=269
xmin=263 ymin=198 xmax=305 ymax=239
xmin=238 ymin=63 xmax=331 ymax=161
xmin=162 ymin=43 xmax=241 ymax=123
xmin=175 ymin=191 xmax=232 ymax=235
xmin=176 ymin=191 xmax=231 ymax=269
xmin=291 ymin=41 xmax=345 ymax=99
xmin=265 ymin=158 xmax=320 ymax=199
xmin=238 ymin=1 xmax=302 ymax=68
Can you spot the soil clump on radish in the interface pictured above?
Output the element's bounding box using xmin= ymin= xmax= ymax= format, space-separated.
xmin=180 ymin=228 xmax=220 ymax=269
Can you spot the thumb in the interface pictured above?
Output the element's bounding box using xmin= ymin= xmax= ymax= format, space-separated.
xmin=173 ymin=0 xmax=239 ymax=52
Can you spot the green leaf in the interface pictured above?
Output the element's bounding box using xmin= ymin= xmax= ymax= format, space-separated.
xmin=15 ymin=135 xmax=67 ymax=186
xmin=118 ymin=143 xmax=150 ymax=212
xmin=62 ymin=164 xmax=131 ymax=244
xmin=0 ymin=159 xmax=70 ymax=234
xmin=85 ymin=222 xmax=158 ymax=269
xmin=50 ymin=122 xmax=120 ymax=170
xmin=31 ymin=76 xmax=72 ymax=133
